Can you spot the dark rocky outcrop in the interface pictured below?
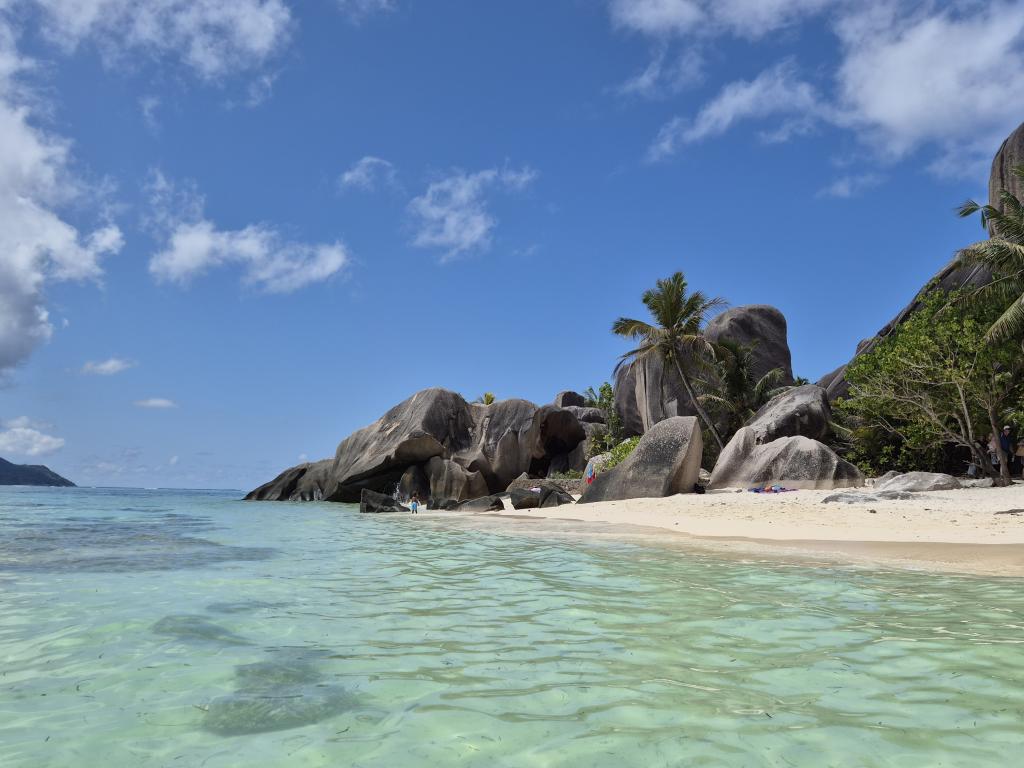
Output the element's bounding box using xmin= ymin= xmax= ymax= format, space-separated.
xmin=247 ymin=388 xmax=589 ymax=503
xmin=579 ymin=417 xmax=703 ymax=503
xmin=709 ymin=427 xmax=863 ymax=490
xmin=746 ymin=385 xmax=831 ymax=445
xmin=425 ymin=456 xmax=489 ymax=509
xmin=505 ymin=472 xmax=583 ymax=496
xmin=554 ymin=391 xmax=586 ymax=408
xmin=990 ymin=121 xmax=1024 ymax=218
xmin=705 ymin=305 xmax=794 ymax=385
xmin=325 ymin=388 xmax=476 ymax=502
xmin=613 ymin=355 xmax=698 ymax=438
xmin=245 ymin=460 xmax=333 ymax=502
xmin=873 ymin=472 xmax=962 ymax=493
xmin=359 ymin=489 xmax=408 ymax=514
xmin=510 ymin=481 xmax=575 ymax=510
xmin=822 ymin=490 xmax=919 ymax=503
xmin=397 ymin=464 xmax=430 ymax=502
xmin=455 ymin=495 xmax=505 ymax=512
xmin=0 ymin=457 xmax=75 ymax=487
xmin=564 ymin=406 xmax=605 ymax=424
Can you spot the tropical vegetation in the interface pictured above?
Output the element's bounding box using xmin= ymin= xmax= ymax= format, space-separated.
xmin=612 ymin=272 xmax=727 ymax=450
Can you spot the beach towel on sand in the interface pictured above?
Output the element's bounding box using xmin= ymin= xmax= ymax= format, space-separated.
xmin=748 ymin=485 xmax=797 ymax=494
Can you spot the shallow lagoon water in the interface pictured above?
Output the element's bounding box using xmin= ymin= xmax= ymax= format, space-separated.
xmin=1 ymin=487 xmax=1023 ymax=767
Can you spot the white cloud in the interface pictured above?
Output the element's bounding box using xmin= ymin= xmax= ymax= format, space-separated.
xmin=0 ymin=23 xmax=124 ymax=378
xmin=31 ymin=0 xmax=293 ymax=80
xmin=336 ymin=0 xmax=395 ymax=21
xmin=635 ymin=2 xmax=1024 ymax=179
xmin=169 ymin=455 xmax=179 ymax=466
xmin=135 ymin=398 xmax=176 ymax=409
xmin=648 ymin=60 xmax=824 ymax=160
xmin=339 ymin=156 xmax=397 ymax=191
xmin=139 ymin=94 xmax=160 ymax=132
xmin=609 ymin=0 xmax=832 ymax=39
xmin=146 ymin=171 xmax=350 ymax=293
xmin=0 ymin=420 xmax=65 ymax=456
xmin=82 ymin=357 xmax=135 ymax=375
xmin=833 ymin=1 xmax=1024 ymax=177
xmin=408 ymin=165 xmax=537 ymax=261
xmin=610 ymin=0 xmax=703 ymax=37
xmin=816 ymin=172 xmax=883 ymax=199
xmin=617 ymin=46 xmax=704 ymax=98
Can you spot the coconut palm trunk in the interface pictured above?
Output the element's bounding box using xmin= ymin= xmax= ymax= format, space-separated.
xmin=671 ymin=356 xmax=724 ymax=451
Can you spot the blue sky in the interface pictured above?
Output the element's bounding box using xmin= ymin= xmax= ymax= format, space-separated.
xmin=1 ymin=0 xmax=1022 ymax=489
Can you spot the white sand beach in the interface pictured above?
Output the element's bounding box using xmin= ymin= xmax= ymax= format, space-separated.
xmin=422 ymin=483 xmax=1024 ymax=577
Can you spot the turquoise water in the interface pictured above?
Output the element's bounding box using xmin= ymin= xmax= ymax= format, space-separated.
xmin=1 ymin=488 xmax=1023 ymax=767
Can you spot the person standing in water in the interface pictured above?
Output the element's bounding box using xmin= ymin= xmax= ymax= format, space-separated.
xmin=410 ymin=493 xmax=420 ymax=514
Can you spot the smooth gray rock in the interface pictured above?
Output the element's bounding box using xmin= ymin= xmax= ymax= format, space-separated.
xmin=566 ymin=421 xmax=608 ymax=474
xmin=705 ymin=305 xmax=794 ymax=385
xmin=554 ymin=391 xmax=586 ymax=408
xmin=578 ymin=417 xmax=703 ymax=503
xmin=326 ymin=388 xmax=475 ymax=502
xmin=989 ymin=120 xmax=1024 ymax=217
xmin=614 ymin=362 xmax=645 ymax=438
xmin=564 ymin=406 xmax=605 ymax=424
xmin=510 ymin=482 xmax=574 ymax=510
xmin=359 ymin=488 xmax=408 ymax=514
xmin=245 ymin=459 xmax=334 ymax=502
xmin=613 ymin=355 xmax=701 ymax=437
xmin=873 ymin=472 xmax=962 ymax=493
xmin=0 ymin=457 xmax=75 ymax=487
xmin=709 ymin=427 xmax=864 ymax=490
xmin=505 ymin=473 xmax=582 ymax=496
xmin=426 ymin=456 xmax=489 ymax=509
xmin=872 ymin=470 xmax=901 ymax=487
xmin=452 ymin=399 xmax=586 ymax=493
xmin=456 ymin=495 xmax=505 ymax=512
xmin=746 ymin=385 xmax=831 ymax=444
xmin=398 ymin=464 xmax=430 ymax=502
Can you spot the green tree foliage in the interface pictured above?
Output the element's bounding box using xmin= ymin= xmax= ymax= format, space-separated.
xmin=583 ymin=381 xmax=623 ymax=454
xmin=839 ymin=290 xmax=1024 ymax=482
xmin=473 ymin=392 xmax=496 ymax=405
xmin=603 ymin=436 xmax=640 ymax=471
xmin=698 ymin=339 xmax=788 ymax=438
xmin=957 ymin=165 xmax=1024 ymax=342
xmin=612 ymin=272 xmax=727 ymax=450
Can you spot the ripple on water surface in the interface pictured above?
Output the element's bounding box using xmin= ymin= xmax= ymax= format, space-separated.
xmin=0 ymin=486 xmax=1023 ymax=767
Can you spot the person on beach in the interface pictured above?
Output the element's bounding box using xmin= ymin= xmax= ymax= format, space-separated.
xmin=410 ymin=493 xmax=420 ymax=514
xmin=1000 ymin=426 xmax=1017 ymax=475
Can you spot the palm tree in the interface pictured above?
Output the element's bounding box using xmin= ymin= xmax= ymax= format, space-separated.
xmin=957 ymin=165 xmax=1024 ymax=343
xmin=699 ymin=339 xmax=788 ymax=438
xmin=612 ymin=272 xmax=727 ymax=450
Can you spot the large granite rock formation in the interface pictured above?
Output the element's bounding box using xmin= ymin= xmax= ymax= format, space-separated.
xmin=705 ymin=305 xmax=794 ymax=384
xmin=510 ymin=481 xmax=575 ymax=509
xmin=554 ymin=391 xmax=586 ymax=408
xmin=818 ymin=121 xmax=1024 ymax=401
xmin=325 ymin=388 xmax=475 ymax=502
xmin=990 ymin=121 xmax=1024 ymax=217
xmin=455 ymin=495 xmax=505 ymax=512
xmin=0 ymin=457 xmax=75 ymax=487
xmin=397 ymin=464 xmax=430 ymax=502
xmin=746 ymin=385 xmax=831 ymax=444
xmin=614 ymin=306 xmax=795 ymax=437
xmin=578 ymin=416 xmax=703 ymax=503
xmin=244 ymin=460 xmax=333 ymax=502
xmin=613 ymin=355 xmax=697 ymax=438
xmin=425 ymin=456 xmax=489 ymax=509
xmin=247 ymin=389 xmax=589 ymax=503
xmin=708 ymin=427 xmax=863 ymax=490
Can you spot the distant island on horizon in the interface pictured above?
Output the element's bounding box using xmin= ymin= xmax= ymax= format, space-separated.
xmin=0 ymin=457 xmax=75 ymax=487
